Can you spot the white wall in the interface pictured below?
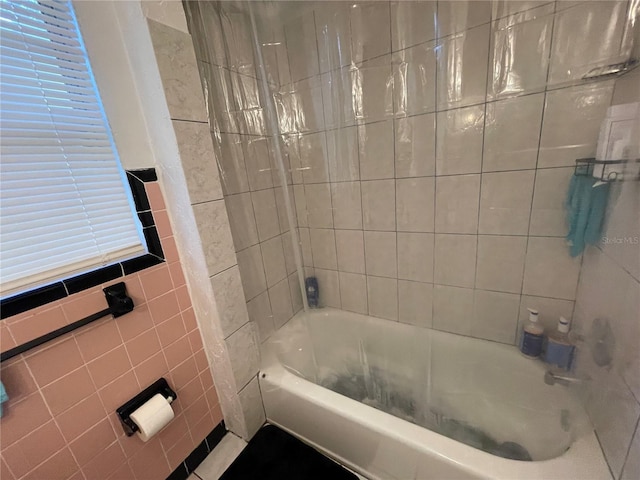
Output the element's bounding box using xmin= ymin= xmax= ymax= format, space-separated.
xmin=74 ymin=1 xmax=155 ymax=170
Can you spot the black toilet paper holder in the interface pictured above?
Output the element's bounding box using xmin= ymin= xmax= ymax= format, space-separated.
xmin=116 ymin=378 xmax=177 ymax=436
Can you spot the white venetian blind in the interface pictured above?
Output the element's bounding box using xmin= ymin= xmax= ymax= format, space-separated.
xmin=0 ymin=0 xmax=146 ymax=297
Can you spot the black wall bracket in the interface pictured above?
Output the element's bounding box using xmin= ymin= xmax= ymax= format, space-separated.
xmin=116 ymin=378 xmax=177 ymax=436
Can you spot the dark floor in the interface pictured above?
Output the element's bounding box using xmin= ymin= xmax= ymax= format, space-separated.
xmin=219 ymin=424 xmax=358 ymax=480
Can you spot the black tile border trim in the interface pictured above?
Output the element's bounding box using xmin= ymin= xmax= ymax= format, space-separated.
xmin=167 ymin=421 xmax=227 ymax=480
xmin=1 ymin=168 xmax=164 ymax=320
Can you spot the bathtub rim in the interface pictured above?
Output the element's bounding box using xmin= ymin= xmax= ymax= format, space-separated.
xmin=259 ymin=308 xmax=612 ymax=480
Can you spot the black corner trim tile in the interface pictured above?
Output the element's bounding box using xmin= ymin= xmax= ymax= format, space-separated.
xmin=0 ymin=282 xmax=67 ymax=319
xmin=166 ymin=463 xmax=189 ymax=480
xmin=64 ymin=263 xmax=123 ymax=295
xmin=122 ymin=254 xmax=164 ymax=275
xmin=127 ymin=172 xmax=150 ymax=212
xmin=206 ymin=421 xmax=227 ymax=452
xmin=137 ymin=211 xmax=155 ymax=228
xmin=185 ymin=440 xmax=209 ymax=473
xmin=143 ymin=226 xmax=164 ymax=259
xmin=128 ymin=168 xmax=158 ymax=183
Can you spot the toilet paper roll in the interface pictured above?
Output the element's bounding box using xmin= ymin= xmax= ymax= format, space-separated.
xmin=129 ymin=394 xmax=174 ymax=442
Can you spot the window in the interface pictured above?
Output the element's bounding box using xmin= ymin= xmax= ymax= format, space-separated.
xmin=0 ymin=0 xmax=147 ymax=298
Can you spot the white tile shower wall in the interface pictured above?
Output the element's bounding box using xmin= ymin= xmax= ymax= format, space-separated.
xmin=571 ymin=66 xmax=640 ymax=480
xmin=147 ymin=15 xmax=261 ymax=440
xmin=186 ymin=2 xmax=303 ymax=356
xmin=269 ymin=0 xmax=631 ymax=348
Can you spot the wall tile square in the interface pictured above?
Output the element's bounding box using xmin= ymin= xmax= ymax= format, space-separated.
xmin=243 ymin=137 xmax=273 ymax=191
xmin=273 ymin=186 xmax=292 ymax=234
xmin=436 ymin=23 xmax=490 ymax=109
xmin=434 ymin=234 xmax=477 ymax=288
xmin=367 ymin=276 xmax=398 ymax=321
xmin=351 ymin=2 xmax=391 ymax=63
xmin=436 ymin=105 xmax=484 ymax=175
xmin=305 ymin=183 xmax=334 ymax=229
xmin=321 ymin=68 xmax=357 ymax=128
xmin=362 ymin=179 xmax=396 ymax=231
xmin=309 ymin=228 xmax=338 ymax=270
xmin=437 ymin=1 xmax=491 ymax=38
xmin=475 ymin=235 xmax=527 ymax=293
xmin=251 ymin=189 xmax=281 ymax=241
xmin=364 ymin=231 xmax=397 ymax=278
xmin=433 ymin=284 xmax=474 ymax=335
xmin=293 ymin=184 xmax=308 ymax=227
xmin=260 ymin=236 xmax=287 ymax=288
xmin=331 ymin=182 xmax=363 ymax=230
xmin=216 ymin=134 xmax=250 ymax=195
xmin=284 ymin=134 xmax=302 ymax=184
xmin=472 ymin=290 xmax=520 ymax=344
xmin=238 ymin=377 xmax=266 ymax=439
xmin=359 ymin=120 xmax=395 ymax=180
xmin=299 ymin=131 xmax=329 ymax=183
xmin=269 ymin=278 xmax=294 ymax=329
xmin=393 ymin=42 xmax=437 ymax=116
xmin=192 ymin=200 xmax=236 ymax=276
xmin=395 ymin=113 xmax=436 ymax=178
xmin=173 ymin=121 xmax=223 ymax=204
xmin=549 ymin=2 xmax=629 ymax=85
xmin=286 ymin=11 xmax=320 ymax=82
xmin=298 ymin=227 xmax=313 ymax=267
xmin=523 ymin=236 xmax=581 ymax=300
xmin=236 ymin=244 xmax=267 ymax=301
xmin=398 ymin=280 xmax=433 ymax=328
xmin=247 ymin=290 xmax=274 ymax=343
xmin=391 ymin=1 xmax=437 ymax=51
xmin=225 ymin=193 xmax=258 ymax=251
xmin=289 ymin=273 xmax=303 ymax=313
xmin=435 ymin=175 xmax=480 ymax=234
xmin=281 ymin=233 xmax=297 ymax=275
xmin=539 ymin=82 xmax=614 ymax=168
xmin=211 ymin=266 xmax=249 ymax=337
xmin=315 ymin=268 xmax=341 ymax=308
xmin=327 ymin=127 xmax=359 ymax=182
xmin=147 ymin=20 xmax=208 ymax=122
xmin=315 ymin=3 xmax=352 ymax=73
xmin=284 ymin=79 xmax=325 ymax=133
xmin=339 ymin=272 xmax=368 ymax=314
xmin=225 ymin=322 xmax=259 ymax=389
xmin=488 ymin=4 xmax=553 ymax=98
xmin=490 ymin=1 xmax=551 ymax=20
xmin=396 ymin=177 xmax=435 ymax=232
xmin=529 ymin=167 xmax=573 ymax=236
xmin=335 ymin=229 xmax=366 ymax=274
xmin=478 ymin=170 xmax=535 ymax=235
xmin=483 ymin=93 xmax=544 ymax=171
xmin=353 ymin=55 xmax=394 ymax=123
xmin=398 ymin=233 xmax=434 ymax=283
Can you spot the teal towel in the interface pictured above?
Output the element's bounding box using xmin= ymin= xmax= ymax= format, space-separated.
xmin=0 ymin=381 xmax=7 ymax=417
xmin=565 ymin=174 xmax=610 ymax=257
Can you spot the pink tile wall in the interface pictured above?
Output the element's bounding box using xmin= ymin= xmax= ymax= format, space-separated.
xmin=0 ymin=181 xmax=222 ymax=480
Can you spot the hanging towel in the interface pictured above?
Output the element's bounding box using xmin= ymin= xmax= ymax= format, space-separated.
xmin=565 ymin=174 xmax=610 ymax=257
xmin=0 ymin=381 xmax=8 ymax=417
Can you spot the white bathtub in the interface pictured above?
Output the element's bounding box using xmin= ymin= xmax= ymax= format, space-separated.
xmin=259 ymin=308 xmax=611 ymax=480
